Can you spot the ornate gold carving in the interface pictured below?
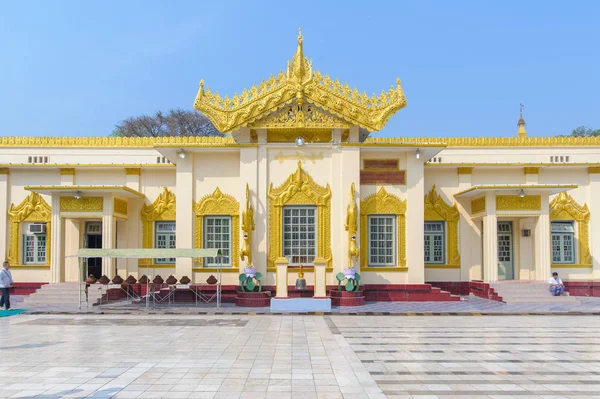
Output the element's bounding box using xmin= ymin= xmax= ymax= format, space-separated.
xmin=345 ymin=183 xmax=359 ymax=269
xmin=550 ymin=192 xmax=591 ymax=267
xmin=274 ymin=151 xmax=324 ymax=164
xmin=59 ymin=168 xmax=75 ymax=176
xmin=0 ymin=168 xmax=8 ymax=175
xmin=0 ymin=136 xmax=237 ymax=148
xmin=267 ymin=128 xmax=348 ymax=143
xmin=457 ymin=167 xmax=473 ymax=175
xmin=363 ymin=136 xmax=600 ymax=147
xmin=496 ymin=195 xmax=541 ymax=211
xmin=7 ymin=193 xmax=51 ymax=267
xmin=252 ymin=103 xmax=353 ymax=130
xmin=140 ymin=188 xmax=176 ymax=266
xmin=60 ymin=197 xmax=103 ymax=212
xmin=360 ymin=188 xmax=406 ymax=268
xmin=240 ymin=184 xmax=255 ymax=267
xmin=194 ymin=32 xmax=407 ymax=133
xmin=424 ymin=185 xmax=460 ymax=267
xmin=268 ymin=161 xmax=332 ymax=270
xmin=125 ymin=168 xmax=141 ymax=175
xmin=471 ymin=197 xmax=486 ymax=215
xmin=524 ymin=167 xmax=540 ymax=174
xmin=114 ymin=198 xmax=128 ymax=215
xmin=194 ymin=187 xmax=240 ymax=268
xmin=589 ymin=167 xmax=600 ymax=174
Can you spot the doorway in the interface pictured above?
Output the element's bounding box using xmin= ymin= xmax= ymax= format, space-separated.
xmin=497 ymin=221 xmax=514 ymax=280
xmin=84 ymin=222 xmax=102 ymax=279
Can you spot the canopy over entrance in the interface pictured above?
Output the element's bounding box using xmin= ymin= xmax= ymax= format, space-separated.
xmin=69 ymin=248 xmax=222 ymax=259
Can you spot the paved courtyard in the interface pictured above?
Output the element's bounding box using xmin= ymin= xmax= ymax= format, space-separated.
xmin=0 ymin=314 xmax=599 ymax=398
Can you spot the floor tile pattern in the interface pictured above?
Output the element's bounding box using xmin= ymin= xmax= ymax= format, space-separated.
xmin=329 ymin=315 xmax=600 ymax=398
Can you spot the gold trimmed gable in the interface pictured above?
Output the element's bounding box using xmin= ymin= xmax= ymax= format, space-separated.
xmin=550 ymin=192 xmax=591 ymax=267
xmin=194 ymin=32 xmax=407 ymax=133
xmin=267 ymin=161 xmax=332 ymax=270
xmin=7 ymin=193 xmax=52 ymax=267
xmin=424 ymin=185 xmax=460 ymax=267
xmin=193 ymin=188 xmax=240 ymax=268
xmin=360 ymin=187 xmax=407 ymax=269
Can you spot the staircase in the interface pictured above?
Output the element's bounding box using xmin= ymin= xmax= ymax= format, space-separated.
xmin=21 ymin=282 xmax=104 ymax=309
xmin=490 ymin=280 xmax=580 ymax=304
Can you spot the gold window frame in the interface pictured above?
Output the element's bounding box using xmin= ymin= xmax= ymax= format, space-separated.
xmin=550 ymin=192 xmax=591 ymax=268
xmin=360 ymin=187 xmax=407 ymax=272
xmin=424 ymin=185 xmax=460 ymax=269
xmin=193 ymin=187 xmax=240 ymax=270
xmin=8 ymin=192 xmax=52 ymax=268
xmin=267 ymin=161 xmax=332 ymax=272
xmin=140 ymin=187 xmax=176 ymax=267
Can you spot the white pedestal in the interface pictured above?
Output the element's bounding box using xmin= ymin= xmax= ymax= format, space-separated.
xmin=270 ymin=298 xmax=331 ymax=312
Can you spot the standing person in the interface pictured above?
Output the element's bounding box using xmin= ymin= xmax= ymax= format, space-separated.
xmin=0 ymin=261 xmax=14 ymax=310
xmin=548 ymin=272 xmax=565 ymax=296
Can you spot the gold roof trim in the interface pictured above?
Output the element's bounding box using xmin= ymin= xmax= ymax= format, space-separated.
xmin=363 ymin=136 xmax=600 ymax=147
xmin=194 ymin=31 xmax=407 ymax=133
xmin=0 ymin=136 xmax=236 ymax=148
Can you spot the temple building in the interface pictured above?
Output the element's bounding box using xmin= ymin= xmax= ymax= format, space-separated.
xmin=2 ymin=32 xmax=600 ymax=299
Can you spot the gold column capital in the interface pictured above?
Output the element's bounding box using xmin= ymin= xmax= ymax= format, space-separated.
xmin=125 ymin=168 xmax=141 ymax=175
xmin=0 ymin=168 xmax=9 ymax=175
xmin=457 ymin=167 xmax=473 ymax=175
xmin=589 ymin=167 xmax=600 ymax=174
xmin=524 ymin=167 xmax=540 ymax=175
xmin=59 ymin=168 xmax=75 ymax=176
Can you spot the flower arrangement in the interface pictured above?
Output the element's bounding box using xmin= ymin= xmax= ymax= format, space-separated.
xmin=239 ymin=266 xmax=263 ymax=292
xmin=336 ymin=268 xmax=361 ymax=291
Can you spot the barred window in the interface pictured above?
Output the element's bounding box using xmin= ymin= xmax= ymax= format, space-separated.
xmin=551 ymin=221 xmax=575 ymax=264
xmin=283 ymin=206 xmax=317 ymax=265
xmin=155 ymin=221 xmax=176 ymax=264
xmin=424 ymin=222 xmax=445 ymax=264
xmin=22 ymin=223 xmax=47 ymax=265
xmin=368 ymin=215 xmax=396 ymax=266
xmin=203 ymin=216 xmax=232 ymax=266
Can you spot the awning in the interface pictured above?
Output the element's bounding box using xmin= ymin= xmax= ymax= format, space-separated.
xmin=25 ymin=185 xmax=145 ymax=198
xmin=68 ymin=248 xmax=222 ymax=259
xmin=453 ymin=184 xmax=577 ymax=199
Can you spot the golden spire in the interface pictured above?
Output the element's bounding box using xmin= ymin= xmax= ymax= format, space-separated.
xmin=517 ymin=103 xmax=527 ymax=138
xmin=289 ymin=27 xmax=308 ymax=83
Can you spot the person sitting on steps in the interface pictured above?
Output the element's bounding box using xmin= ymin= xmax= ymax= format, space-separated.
xmin=548 ymin=272 xmax=566 ymax=296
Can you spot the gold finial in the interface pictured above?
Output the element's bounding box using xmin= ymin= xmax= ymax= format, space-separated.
xmin=517 ymin=103 xmax=527 ymax=138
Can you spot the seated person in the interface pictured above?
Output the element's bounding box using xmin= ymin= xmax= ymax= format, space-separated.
xmin=548 ymin=272 xmax=565 ymax=296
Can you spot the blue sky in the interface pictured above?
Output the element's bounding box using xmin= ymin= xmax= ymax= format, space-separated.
xmin=0 ymin=1 xmax=598 ymax=138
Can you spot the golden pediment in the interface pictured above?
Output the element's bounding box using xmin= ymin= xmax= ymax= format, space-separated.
xmin=194 ymin=32 xmax=407 ymax=133
xmin=251 ymin=102 xmax=353 ymax=130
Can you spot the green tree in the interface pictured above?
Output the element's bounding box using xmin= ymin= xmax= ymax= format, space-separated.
xmin=568 ymin=126 xmax=600 ymax=137
xmin=111 ymin=109 xmax=222 ymax=137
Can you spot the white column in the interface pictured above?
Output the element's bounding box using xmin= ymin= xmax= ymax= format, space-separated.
xmin=590 ymin=170 xmax=600 ymax=278
xmin=255 ymin=130 xmax=269 ymax=283
xmin=125 ymin=169 xmax=141 ymax=277
xmin=313 ymin=257 xmax=327 ymax=298
xmin=175 ymin=156 xmax=193 ymax=278
xmin=275 ymin=257 xmax=288 ymax=298
xmin=457 ymin=168 xmax=475 ymax=281
xmin=102 ymin=195 xmax=115 ymax=278
xmin=60 ymin=168 xmax=75 ymax=186
xmin=50 ymin=195 xmax=63 ymax=282
xmin=330 ymin=130 xmax=343 ymax=279
xmin=406 ymin=152 xmax=425 ymax=284
xmin=240 ymin=146 xmax=259 ymax=274
xmin=482 ymin=192 xmax=498 ymax=282
xmin=340 ymin=147 xmax=361 ymax=275
xmin=0 ymin=170 xmax=8 ymax=263
xmin=535 ymin=195 xmax=551 ymax=281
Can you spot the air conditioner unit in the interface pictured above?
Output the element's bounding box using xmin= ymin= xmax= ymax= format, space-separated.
xmin=28 ymin=223 xmax=46 ymax=234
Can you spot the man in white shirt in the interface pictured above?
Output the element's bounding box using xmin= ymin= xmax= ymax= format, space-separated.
xmin=548 ymin=272 xmax=565 ymax=296
xmin=0 ymin=261 xmax=14 ymax=310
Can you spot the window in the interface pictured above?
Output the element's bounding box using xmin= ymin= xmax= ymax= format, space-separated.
xmin=155 ymin=222 xmax=176 ymax=264
xmin=424 ymin=222 xmax=445 ymax=264
xmin=551 ymin=221 xmax=575 ymax=264
xmin=368 ymin=215 xmax=396 ymax=266
xmin=22 ymin=223 xmax=47 ymax=265
xmin=283 ymin=206 xmax=316 ymax=265
xmin=203 ymin=216 xmax=232 ymax=266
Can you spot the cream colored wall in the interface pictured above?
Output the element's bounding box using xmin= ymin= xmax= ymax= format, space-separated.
xmin=74 ymin=169 xmax=126 ymax=186
xmin=194 ymin=151 xmax=240 ymax=200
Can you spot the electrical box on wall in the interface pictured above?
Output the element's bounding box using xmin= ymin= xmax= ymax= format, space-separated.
xmin=522 ymin=229 xmax=531 ymax=237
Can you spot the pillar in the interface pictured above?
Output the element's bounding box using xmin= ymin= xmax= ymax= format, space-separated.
xmin=313 ymin=257 xmax=327 ymax=298
xmin=482 ymin=192 xmax=498 ymax=282
xmin=275 ymin=257 xmax=288 ymax=298
xmin=339 ymin=147 xmax=361 ymax=274
xmin=102 ymin=196 xmax=115 ymax=278
xmin=406 ymin=151 xmax=425 ymax=284
xmin=60 ymin=168 xmax=75 ymax=186
xmin=589 ymin=168 xmax=600 ymax=278
xmin=255 ymin=129 xmax=269 ymax=283
xmin=534 ymin=195 xmax=552 ymax=281
xmin=457 ymin=168 xmax=477 ymax=281
xmin=240 ymin=144 xmax=259 ymax=274
xmin=125 ymin=168 xmax=141 ymax=277
xmin=50 ymin=195 xmax=63 ymax=282
xmin=175 ymin=156 xmax=194 ymax=278
xmin=524 ymin=167 xmax=540 ymax=185
xmin=0 ymin=169 xmax=8 ymax=263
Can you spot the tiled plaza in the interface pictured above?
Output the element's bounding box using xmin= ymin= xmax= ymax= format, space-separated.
xmin=0 ymin=314 xmax=599 ymax=398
